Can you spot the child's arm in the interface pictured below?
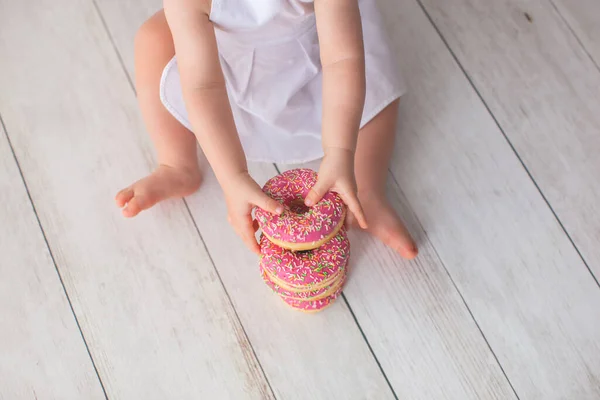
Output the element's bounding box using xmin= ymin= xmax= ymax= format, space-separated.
xmin=163 ymin=0 xmax=245 ymax=186
xmin=305 ymin=0 xmax=368 ymax=228
xmin=316 ymin=0 xmax=365 ymax=154
xmin=164 ymin=0 xmax=282 ymax=253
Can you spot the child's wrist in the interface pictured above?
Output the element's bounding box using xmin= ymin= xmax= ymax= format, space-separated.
xmin=219 ymin=168 xmax=251 ymax=191
xmin=321 ymin=146 xmax=356 ymax=177
xmin=323 ymin=145 xmax=355 ymax=157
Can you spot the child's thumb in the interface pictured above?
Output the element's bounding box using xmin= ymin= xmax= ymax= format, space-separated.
xmin=305 ymin=181 xmax=327 ymax=207
xmin=255 ymin=193 xmax=284 ymax=215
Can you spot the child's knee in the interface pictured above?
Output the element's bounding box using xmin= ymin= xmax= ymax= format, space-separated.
xmin=135 ymin=10 xmax=172 ymax=53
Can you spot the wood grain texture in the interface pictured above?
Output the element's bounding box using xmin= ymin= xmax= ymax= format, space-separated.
xmin=417 ymin=0 xmax=600 ymax=279
xmin=277 ymin=162 xmax=517 ymax=400
xmin=77 ymin=2 xmax=399 ymax=398
xmin=93 ymin=2 xmax=398 ymax=397
xmin=92 ymin=0 xmax=162 ymax=76
xmin=552 ymin=0 xmax=600 ymax=68
xmin=0 ymin=1 xmax=273 ymax=399
xmin=187 ymin=158 xmax=396 ymax=399
xmin=0 ymin=126 xmax=106 ymax=400
xmin=385 ymin=0 xmax=600 ymax=398
xmin=97 ymin=0 xmax=517 ymax=397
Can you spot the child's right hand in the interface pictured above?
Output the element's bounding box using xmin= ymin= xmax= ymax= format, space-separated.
xmin=223 ymin=171 xmax=283 ymax=254
xmin=305 ymin=147 xmax=368 ymax=229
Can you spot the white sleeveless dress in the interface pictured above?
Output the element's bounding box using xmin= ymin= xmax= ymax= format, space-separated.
xmin=160 ymin=0 xmax=405 ymax=164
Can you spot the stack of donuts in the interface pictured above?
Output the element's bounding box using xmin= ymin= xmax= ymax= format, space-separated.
xmin=255 ymin=169 xmax=349 ymax=313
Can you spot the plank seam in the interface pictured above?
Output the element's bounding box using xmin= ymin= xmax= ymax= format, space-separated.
xmin=182 ymin=201 xmax=277 ymax=398
xmin=0 ymin=114 xmax=110 ymax=400
xmin=413 ymin=0 xmax=600 ymax=291
xmin=90 ymin=3 xmax=277 ymax=396
xmin=548 ymin=0 xmax=600 ymax=74
xmin=340 ymin=294 xmax=399 ymax=400
xmin=91 ymin=0 xmax=135 ymax=92
xmin=389 ymin=171 xmax=521 ymax=400
xmin=272 ymin=163 xmax=399 ymax=400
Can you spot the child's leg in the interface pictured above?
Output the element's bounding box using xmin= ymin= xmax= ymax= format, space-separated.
xmin=115 ymin=10 xmax=201 ymax=217
xmin=354 ymin=99 xmax=418 ymax=259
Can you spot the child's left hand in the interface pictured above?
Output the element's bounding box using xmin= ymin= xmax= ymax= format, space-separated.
xmin=304 ymin=147 xmax=368 ymax=229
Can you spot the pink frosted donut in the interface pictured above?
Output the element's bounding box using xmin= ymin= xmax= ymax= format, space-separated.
xmin=260 ymin=263 xmax=347 ymax=312
xmin=280 ymin=285 xmax=344 ymax=313
xmin=260 ymin=262 xmax=347 ymax=300
xmin=259 ymin=229 xmax=350 ymax=290
xmin=255 ymin=169 xmax=346 ymax=251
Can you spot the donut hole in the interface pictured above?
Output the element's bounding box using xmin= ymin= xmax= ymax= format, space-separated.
xmin=295 ymin=249 xmax=313 ymax=255
xmin=288 ymin=198 xmax=311 ymax=215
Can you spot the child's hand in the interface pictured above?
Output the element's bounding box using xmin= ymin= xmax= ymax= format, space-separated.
xmin=305 ymin=147 xmax=368 ymax=229
xmin=223 ymin=172 xmax=283 ymax=254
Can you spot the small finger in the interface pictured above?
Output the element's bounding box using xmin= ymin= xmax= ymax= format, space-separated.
xmin=344 ymin=192 xmax=368 ymax=229
xmin=305 ymin=181 xmax=328 ymax=207
xmin=122 ymin=197 xmax=142 ymax=218
xmin=242 ymin=229 xmax=261 ymax=254
xmin=115 ymin=187 xmax=133 ymax=208
xmin=254 ymin=192 xmax=283 ymax=215
xmin=344 ymin=211 xmax=356 ymax=229
xmin=240 ymin=217 xmax=261 ymax=254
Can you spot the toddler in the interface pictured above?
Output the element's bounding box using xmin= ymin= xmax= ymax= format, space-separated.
xmin=115 ymin=0 xmax=418 ymax=259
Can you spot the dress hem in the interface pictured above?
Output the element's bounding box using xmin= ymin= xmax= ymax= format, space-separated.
xmin=160 ymin=58 xmax=405 ymax=165
xmin=247 ymin=89 xmax=406 ymax=164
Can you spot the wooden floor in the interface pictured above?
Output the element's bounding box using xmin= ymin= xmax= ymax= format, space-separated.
xmin=1 ymin=0 xmax=600 ymax=399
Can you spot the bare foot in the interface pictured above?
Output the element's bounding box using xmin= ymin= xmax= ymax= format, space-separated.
xmin=115 ymin=164 xmax=201 ymax=218
xmin=348 ymin=192 xmax=418 ymax=259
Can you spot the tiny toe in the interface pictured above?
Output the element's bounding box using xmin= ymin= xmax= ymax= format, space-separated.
xmin=115 ymin=187 xmax=134 ymax=208
xmin=397 ymin=243 xmax=418 ymax=260
xmin=345 ymin=212 xmax=359 ymax=229
xmin=123 ymin=193 xmax=159 ymax=217
xmin=374 ymin=224 xmax=418 ymax=260
xmin=122 ymin=197 xmax=143 ymax=218
xmin=391 ymin=228 xmax=418 ymax=260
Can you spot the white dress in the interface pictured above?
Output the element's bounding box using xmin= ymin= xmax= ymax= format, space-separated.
xmin=160 ymin=0 xmax=405 ymax=164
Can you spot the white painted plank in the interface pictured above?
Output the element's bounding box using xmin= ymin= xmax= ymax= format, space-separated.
xmin=0 ymin=126 xmax=105 ymax=399
xmin=384 ymin=0 xmax=600 ymax=399
xmin=188 ymin=159 xmax=397 ymax=399
xmin=0 ymin=1 xmax=272 ymax=399
xmin=277 ymin=162 xmax=517 ymax=400
xmin=190 ymin=153 xmax=516 ymax=399
xmin=93 ymin=1 xmax=398 ymax=397
xmin=197 ymin=155 xmax=519 ymax=399
xmin=96 ymin=0 xmax=518 ymax=397
xmin=92 ymin=0 xmax=162 ymax=75
xmin=419 ymin=0 xmax=600 ymax=279
xmin=552 ymin=0 xmax=600 ymax=67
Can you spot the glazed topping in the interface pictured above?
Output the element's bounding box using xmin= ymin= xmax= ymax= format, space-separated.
xmin=261 ymin=265 xmax=346 ymax=300
xmin=259 ymin=229 xmax=350 ymax=287
xmin=255 ymin=169 xmax=345 ymax=244
xmin=278 ymin=286 xmax=344 ymax=311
